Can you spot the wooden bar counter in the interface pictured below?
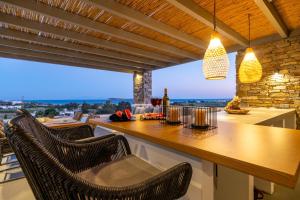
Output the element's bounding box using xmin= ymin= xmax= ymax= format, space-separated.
xmin=44 ymin=121 xmax=87 ymax=129
xmin=89 ymin=118 xmax=300 ymax=188
xmin=90 ymin=118 xmax=300 ymax=200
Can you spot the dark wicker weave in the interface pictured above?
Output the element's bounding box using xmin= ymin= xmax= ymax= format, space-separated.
xmin=16 ymin=109 xmax=102 ymax=141
xmin=0 ymin=121 xmax=13 ymax=157
xmin=0 ymin=130 xmax=13 ymax=156
xmin=6 ymin=115 xmax=192 ymax=200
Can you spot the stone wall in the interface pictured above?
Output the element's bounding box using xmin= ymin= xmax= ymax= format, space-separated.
xmin=133 ymin=71 xmax=152 ymax=104
xmin=236 ymin=35 xmax=300 ymax=129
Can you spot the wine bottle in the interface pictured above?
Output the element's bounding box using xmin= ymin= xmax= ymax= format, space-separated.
xmin=162 ymin=88 xmax=170 ymax=117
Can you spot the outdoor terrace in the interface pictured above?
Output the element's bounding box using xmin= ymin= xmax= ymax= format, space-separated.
xmin=0 ymin=0 xmax=299 ymax=200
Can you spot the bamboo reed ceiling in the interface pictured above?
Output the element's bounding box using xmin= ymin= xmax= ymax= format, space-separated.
xmin=0 ymin=0 xmax=299 ymax=73
xmin=274 ymin=0 xmax=300 ymax=30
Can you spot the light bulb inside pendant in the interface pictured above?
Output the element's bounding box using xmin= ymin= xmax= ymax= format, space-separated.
xmin=239 ymin=48 xmax=262 ymax=83
xmin=203 ymin=32 xmax=230 ymax=80
xmin=238 ymin=14 xmax=262 ymax=84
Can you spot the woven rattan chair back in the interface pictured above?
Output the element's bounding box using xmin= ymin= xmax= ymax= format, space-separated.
xmin=6 ymin=124 xmax=82 ymax=200
xmin=16 ymin=109 xmax=94 ymax=140
xmin=10 ymin=114 xmax=129 ymax=172
xmin=6 ymin=115 xmax=192 ymax=200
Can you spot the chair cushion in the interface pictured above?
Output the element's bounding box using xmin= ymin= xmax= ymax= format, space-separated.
xmin=94 ymin=126 xmax=116 ymax=137
xmin=77 ymin=155 xmax=161 ymax=187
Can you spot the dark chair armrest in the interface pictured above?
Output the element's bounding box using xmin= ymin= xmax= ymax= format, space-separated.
xmin=74 ymin=134 xmax=115 ymax=144
xmin=71 ymin=162 xmax=192 ymax=200
xmin=47 ymin=125 xmax=94 ymax=140
xmin=53 ymin=135 xmax=131 ymax=172
xmin=131 ymin=162 xmax=192 ymax=199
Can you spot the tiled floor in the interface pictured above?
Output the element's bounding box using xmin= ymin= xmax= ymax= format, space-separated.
xmin=0 ymin=178 xmax=34 ymax=200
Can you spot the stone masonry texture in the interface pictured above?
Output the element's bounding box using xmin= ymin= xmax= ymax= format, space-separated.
xmin=133 ymin=71 xmax=152 ymax=104
xmin=236 ymin=35 xmax=300 ymax=129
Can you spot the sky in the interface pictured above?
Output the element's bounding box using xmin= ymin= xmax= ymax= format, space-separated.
xmin=0 ymin=52 xmax=236 ymax=100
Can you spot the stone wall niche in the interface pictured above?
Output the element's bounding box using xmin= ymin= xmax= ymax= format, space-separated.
xmin=236 ymin=35 xmax=300 ymax=129
xmin=133 ymin=71 xmax=152 ymax=104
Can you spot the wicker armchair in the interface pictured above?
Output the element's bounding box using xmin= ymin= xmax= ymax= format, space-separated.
xmin=0 ymin=121 xmax=13 ymax=155
xmin=7 ymin=115 xmax=192 ymax=200
xmin=0 ymin=127 xmax=13 ymax=157
xmin=16 ymin=109 xmax=113 ymax=142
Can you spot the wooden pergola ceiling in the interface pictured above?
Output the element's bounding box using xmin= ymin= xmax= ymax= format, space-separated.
xmin=0 ymin=0 xmax=299 ymax=73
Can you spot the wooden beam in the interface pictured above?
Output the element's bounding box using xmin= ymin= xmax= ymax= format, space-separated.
xmin=165 ymin=0 xmax=248 ymax=46
xmin=0 ymin=45 xmax=143 ymax=72
xmin=0 ymin=13 xmax=179 ymax=63
xmin=1 ymin=0 xmax=200 ymax=60
xmin=164 ymin=28 xmax=300 ymax=65
xmin=254 ymin=0 xmax=288 ymax=38
xmin=0 ymin=36 xmax=153 ymax=70
xmin=84 ymin=0 xmax=207 ymax=49
xmin=0 ymin=28 xmax=165 ymax=67
xmin=0 ymin=52 xmax=133 ymax=73
xmin=226 ymin=28 xmax=300 ymax=53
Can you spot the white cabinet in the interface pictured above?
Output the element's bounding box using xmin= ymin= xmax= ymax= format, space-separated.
xmin=216 ymin=108 xmax=297 ymax=199
xmin=125 ymin=134 xmax=214 ymax=200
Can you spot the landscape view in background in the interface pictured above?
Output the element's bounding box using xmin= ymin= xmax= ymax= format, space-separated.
xmin=0 ymin=53 xmax=236 ymax=120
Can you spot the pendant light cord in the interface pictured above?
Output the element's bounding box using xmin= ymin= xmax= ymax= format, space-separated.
xmin=213 ymin=0 xmax=216 ymax=31
xmin=248 ymin=14 xmax=251 ymax=47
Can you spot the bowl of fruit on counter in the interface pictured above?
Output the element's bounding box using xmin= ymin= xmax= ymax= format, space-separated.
xmin=140 ymin=113 xmax=164 ymax=120
xmin=224 ymin=96 xmax=250 ymax=115
xmin=109 ymin=109 xmax=134 ymax=122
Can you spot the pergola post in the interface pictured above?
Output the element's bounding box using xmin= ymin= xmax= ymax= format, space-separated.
xmin=133 ymin=71 xmax=152 ymax=104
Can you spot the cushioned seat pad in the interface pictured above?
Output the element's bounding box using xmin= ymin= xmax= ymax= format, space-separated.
xmin=77 ymin=155 xmax=161 ymax=187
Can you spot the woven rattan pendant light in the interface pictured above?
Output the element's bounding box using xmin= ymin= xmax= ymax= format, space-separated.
xmin=239 ymin=14 xmax=262 ymax=83
xmin=203 ymin=0 xmax=229 ymax=80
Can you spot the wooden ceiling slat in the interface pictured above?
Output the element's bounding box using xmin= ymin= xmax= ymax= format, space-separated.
xmin=165 ymin=0 xmax=248 ymax=46
xmin=85 ymin=0 xmax=207 ymax=49
xmin=1 ymin=0 xmax=200 ymax=60
xmin=0 ymin=37 xmax=152 ymax=70
xmin=192 ymin=0 xmax=277 ymax=41
xmin=0 ymin=29 xmax=153 ymax=70
xmin=0 ymin=52 xmax=134 ymax=73
xmin=274 ymin=0 xmax=300 ymax=30
xmin=0 ymin=12 xmax=180 ymax=64
xmin=0 ymin=45 xmax=142 ymax=72
xmin=254 ymin=0 xmax=289 ymax=38
xmin=0 ymin=28 xmax=166 ymax=67
xmin=0 ymin=0 xmax=299 ymax=72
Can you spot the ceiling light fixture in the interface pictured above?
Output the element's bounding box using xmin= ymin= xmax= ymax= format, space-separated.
xmin=202 ymin=0 xmax=230 ymax=80
xmin=238 ymin=14 xmax=262 ymax=83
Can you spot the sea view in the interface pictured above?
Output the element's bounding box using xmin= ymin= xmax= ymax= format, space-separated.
xmin=0 ymin=98 xmax=231 ymax=120
xmin=1 ymin=1 xmax=300 ymax=199
xmin=23 ymin=98 xmax=231 ymax=105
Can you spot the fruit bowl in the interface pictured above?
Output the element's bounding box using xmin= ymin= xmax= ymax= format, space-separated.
xmin=224 ymin=108 xmax=250 ymax=115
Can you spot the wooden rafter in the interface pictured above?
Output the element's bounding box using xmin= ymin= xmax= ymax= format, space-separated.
xmin=0 ymin=13 xmax=180 ymax=64
xmin=0 ymin=45 xmax=143 ymax=72
xmin=0 ymin=34 xmax=153 ymax=70
xmin=254 ymin=0 xmax=289 ymax=38
xmin=165 ymin=0 xmax=248 ymax=46
xmin=0 ymin=28 xmax=165 ymax=67
xmin=0 ymin=52 xmax=134 ymax=73
xmin=84 ymin=0 xmax=207 ymax=49
xmin=0 ymin=0 xmax=200 ymax=60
